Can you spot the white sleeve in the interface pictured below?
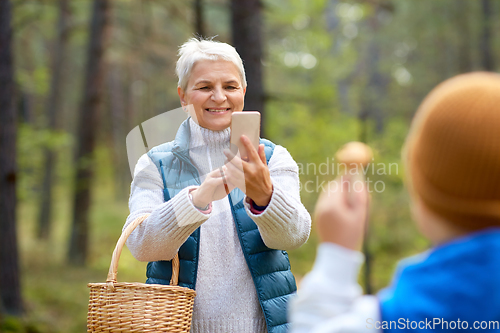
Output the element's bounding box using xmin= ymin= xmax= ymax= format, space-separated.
xmin=290 ymin=243 xmax=382 ymax=333
xmin=124 ymin=153 xmax=211 ymax=262
xmin=244 ymin=145 xmax=312 ymax=250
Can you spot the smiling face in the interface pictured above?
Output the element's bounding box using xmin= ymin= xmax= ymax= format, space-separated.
xmin=178 ymin=59 xmax=246 ymax=131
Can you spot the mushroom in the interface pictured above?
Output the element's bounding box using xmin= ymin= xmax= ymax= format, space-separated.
xmin=335 ymin=142 xmax=373 ymax=171
xmin=335 ymin=142 xmax=373 ymax=205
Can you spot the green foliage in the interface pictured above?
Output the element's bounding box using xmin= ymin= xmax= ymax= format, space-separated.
xmin=17 ymin=124 xmax=72 ymax=201
xmin=0 ymin=317 xmax=24 ymax=333
xmin=15 ymin=66 xmax=49 ymax=96
xmin=0 ymin=315 xmax=47 ymax=333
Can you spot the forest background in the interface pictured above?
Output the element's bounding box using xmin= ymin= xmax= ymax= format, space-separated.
xmin=0 ymin=0 xmax=498 ymax=332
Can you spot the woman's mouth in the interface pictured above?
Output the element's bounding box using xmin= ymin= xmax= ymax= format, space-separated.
xmin=206 ymin=108 xmax=230 ymax=113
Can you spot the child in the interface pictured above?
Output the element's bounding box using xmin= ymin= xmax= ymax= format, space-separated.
xmin=290 ymin=72 xmax=500 ymax=332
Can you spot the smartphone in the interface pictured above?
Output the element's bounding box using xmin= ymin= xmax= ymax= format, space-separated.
xmin=230 ymin=111 xmax=261 ymax=160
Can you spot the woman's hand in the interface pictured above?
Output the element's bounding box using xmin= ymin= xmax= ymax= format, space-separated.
xmin=223 ymin=135 xmax=273 ymax=206
xmin=190 ymin=167 xmax=235 ymax=209
xmin=314 ymin=175 xmax=369 ymax=251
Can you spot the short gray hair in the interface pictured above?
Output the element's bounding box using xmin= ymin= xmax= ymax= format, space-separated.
xmin=176 ymin=38 xmax=247 ymax=91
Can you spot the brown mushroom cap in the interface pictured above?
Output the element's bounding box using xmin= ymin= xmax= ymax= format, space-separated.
xmin=335 ymin=142 xmax=373 ymax=168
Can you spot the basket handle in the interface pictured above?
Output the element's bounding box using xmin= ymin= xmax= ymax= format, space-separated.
xmin=106 ymin=214 xmax=180 ymax=286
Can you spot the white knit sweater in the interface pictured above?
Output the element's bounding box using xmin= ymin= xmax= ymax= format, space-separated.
xmin=125 ymin=118 xmax=311 ymax=333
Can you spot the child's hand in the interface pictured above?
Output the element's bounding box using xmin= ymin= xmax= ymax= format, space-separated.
xmin=314 ymin=175 xmax=369 ymax=251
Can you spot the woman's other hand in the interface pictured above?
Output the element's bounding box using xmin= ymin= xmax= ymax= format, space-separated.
xmin=223 ymin=135 xmax=273 ymax=206
xmin=191 ymin=167 xmax=234 ymax=209
xmin=314 ymin=176 xmax=369 ymax=251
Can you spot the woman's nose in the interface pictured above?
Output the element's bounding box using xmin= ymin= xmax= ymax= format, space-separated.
xmin=211 ymin=87 xmax=227 ymax=103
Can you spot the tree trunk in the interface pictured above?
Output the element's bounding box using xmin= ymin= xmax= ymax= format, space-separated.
xmin=230 ymin=0 xmax=265 ymax=137
xmin=357 ymin=3 xmax=391 ymax=294
xmin=68 ymin=0 xmax=111 ymax=266
xmin=107 ymin=63 xmax=130 ymax=200
xmin=0 ymin=0 xmax=23 ymax=316
xmin=481 ymin=0 xmax=495 ymax=71
xmin=38 ymin=0 xmax=71 ymax=240
xmin=17 ymin=89 xmax=33 ymax=124
xmin=361 ymin=40 xmax=385 ymax=134
xmin=194 ymin=0 xmax=205 ymax=38
xmin=359 ymin=5 xmax=387 ymax=136
xmin=456 ymin=0 xmax=473 ymax=73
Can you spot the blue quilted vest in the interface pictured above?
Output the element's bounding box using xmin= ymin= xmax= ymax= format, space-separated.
xmin=145 ymin=118 xmax=296 ymax=333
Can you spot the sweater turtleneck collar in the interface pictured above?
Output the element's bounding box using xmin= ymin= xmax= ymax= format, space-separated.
xmin=188 ymin=117 xmax=231 ymax=149
xmin=188 ymin=118 xmax=231 ymax=175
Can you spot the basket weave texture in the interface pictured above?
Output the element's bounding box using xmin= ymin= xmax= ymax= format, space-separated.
xmin=87 ymin=215 xmax=196 ymax=332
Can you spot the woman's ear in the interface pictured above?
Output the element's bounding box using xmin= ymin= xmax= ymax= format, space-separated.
xmin=177 ymin=86 xmax=187 ymax=109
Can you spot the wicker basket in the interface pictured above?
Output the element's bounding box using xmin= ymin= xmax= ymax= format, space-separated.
xmin=87 ymin=215 xmax=196 ymax=332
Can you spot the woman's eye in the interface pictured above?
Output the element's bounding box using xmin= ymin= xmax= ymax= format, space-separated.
xmin=199 ymin=86 xmax=210 ymax=90
xmin=226 ymin=86 xmax=237 ymax=90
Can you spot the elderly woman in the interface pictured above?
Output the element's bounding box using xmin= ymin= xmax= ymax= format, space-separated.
xmin=124 ymin=38 xmax=311 ymax=333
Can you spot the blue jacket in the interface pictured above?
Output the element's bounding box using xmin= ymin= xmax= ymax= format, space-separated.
xmin=145 ymin=118 xmax=297 ymax=333
xmin=379 ymin=228 xmax=500 ymax=332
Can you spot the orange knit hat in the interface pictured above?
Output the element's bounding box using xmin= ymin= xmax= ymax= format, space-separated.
xmin=405 ymin=72 xmax=500 ymax=230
